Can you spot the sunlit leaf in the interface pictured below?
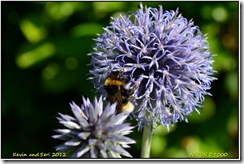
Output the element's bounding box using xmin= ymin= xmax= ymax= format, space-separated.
xmin=16 ymin=42 xmax=55 ymax=69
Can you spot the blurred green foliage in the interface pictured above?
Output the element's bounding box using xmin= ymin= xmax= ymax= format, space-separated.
xmin=1 ymin=1 xmax=239 ymax=159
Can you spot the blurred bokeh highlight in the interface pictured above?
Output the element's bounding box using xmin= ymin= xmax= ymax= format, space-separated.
xmin=2 ymin=1 xmax=239 ymax=158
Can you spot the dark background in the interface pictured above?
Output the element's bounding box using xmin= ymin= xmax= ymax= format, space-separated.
xmin=1 ymin=1 xmax=239 ymax=159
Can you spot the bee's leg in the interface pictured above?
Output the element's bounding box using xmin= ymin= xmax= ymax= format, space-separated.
xmin=128 ymin=96 xmax=135 ymax=102
xmin=127 ymin=83 xmax=140 ymax=95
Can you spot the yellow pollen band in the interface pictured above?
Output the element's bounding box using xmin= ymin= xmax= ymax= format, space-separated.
xmin=122 ymin=101 xmax=134 ymax=113
xmin=104 ymin=78 xmax=124 ymax=86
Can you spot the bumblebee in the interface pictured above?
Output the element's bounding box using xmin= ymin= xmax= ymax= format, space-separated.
xmin=104 ymin=71 xmax=136 ymax=114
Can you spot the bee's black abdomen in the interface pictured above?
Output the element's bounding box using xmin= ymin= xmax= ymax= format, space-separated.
xmin=104 ymin=85 xmax=119 ymax=95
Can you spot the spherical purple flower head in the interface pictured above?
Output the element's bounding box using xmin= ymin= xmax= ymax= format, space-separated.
xmin=89 ymin=4 xmax=216 ymax=130
xmin=52 ymin=96 xmax=135 ymax=158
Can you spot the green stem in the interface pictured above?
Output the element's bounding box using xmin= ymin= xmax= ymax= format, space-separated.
xmin=140 ymin=124 xmax=153 ymax=158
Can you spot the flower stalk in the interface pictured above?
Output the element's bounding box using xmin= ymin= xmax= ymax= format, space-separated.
xmin=141 ymin=124 xmax=152 ymax=158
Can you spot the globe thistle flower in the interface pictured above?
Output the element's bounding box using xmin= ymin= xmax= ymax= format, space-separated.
xmin=88 ymin=3 xmax=216 ymax=130
xmin=52 ymin=96 xmax=135 ymax=158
